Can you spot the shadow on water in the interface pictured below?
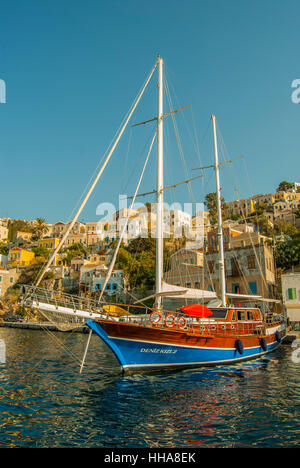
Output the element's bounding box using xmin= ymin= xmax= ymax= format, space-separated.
xmin=0 ymin=328 xmax=299 ymax=448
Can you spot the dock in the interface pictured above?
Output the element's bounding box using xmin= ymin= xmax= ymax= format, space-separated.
xmin=282 ymin=331 xmax=300 ymax=344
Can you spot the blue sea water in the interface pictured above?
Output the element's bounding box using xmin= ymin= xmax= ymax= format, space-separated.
xmin=0 ymin=328 xmax=299 ymax=448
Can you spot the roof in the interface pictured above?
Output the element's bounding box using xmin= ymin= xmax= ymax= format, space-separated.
xmin=9 ymin=247 xmax=34 ymax=253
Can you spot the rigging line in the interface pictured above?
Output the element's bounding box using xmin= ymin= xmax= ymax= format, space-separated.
xmin=33 ymin=67 xmax=159 ymax=293
xmin=163 ymin=75 xmax=195 ymax=204
xmin=67 ymin=64 xmax=157 ymax=224
xmin=121 ymin=124 xmax=157 ymax=194
xmin=231 ymin=192 xmax=270 ymax=294
xmin=165 ymin=75 xmax=200 ymax=168
xmin=22 ymin=307 xmax=84 ymax=366
xmin=98 ymin=130 xmax=157 ymax=302
xmin=203 ymin=251 xmax=215 ymax=294
xmin=164 ymin=64 xmax=199 ymax=163
xmin=213 ymin=126 xmax=266 ymax=291
xmin=215 ymin=121 xmax=271 ymax=296
xmin=34 ymin=59 xmax=158 ymax=288
xmin=127 ymin=174 xmax=203 ymax=199
xmin=164 ymin=117 xmax=175 ymax=204
xmin=191 ymin=111 xmax=203 ymax=166
xmin=121 ymin=127 xmax=133 ymax=193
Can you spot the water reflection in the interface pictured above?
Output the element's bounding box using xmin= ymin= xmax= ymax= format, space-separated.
xmin=0 ymin=328 xmax=299 ymax=447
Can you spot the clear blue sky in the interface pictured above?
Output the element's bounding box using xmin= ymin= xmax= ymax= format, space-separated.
xmin=0 ymin=0 xmax=299 ymax=224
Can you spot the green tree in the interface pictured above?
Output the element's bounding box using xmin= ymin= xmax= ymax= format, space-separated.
xmin=204 ymin=192 xmax=226 ymax=225
xmin=32 ymin=218 xmax=48 ymax=240
xmin=274 ymin=232 xmax=300 ymax=270
xmin=277 ymin=181 xmax=293 ymax=192
xmin=274 ymin=220 xmax=298 ymax=237
xmin=126 ymin=237 xmax=156 ymax=255
xmin=62 ymin=242 xmax=88 ymax=265
xmin=0 ymin=243 xmax=8 ymax=256
xmin=114 ymin=237 xmax=171 ymax=291
xmin=31 ymin=246 xmax=50 ymax=259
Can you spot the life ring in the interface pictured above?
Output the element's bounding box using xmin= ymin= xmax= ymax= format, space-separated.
xmin=275 ymin=331 xmax=281 ymax=343
xmin=165 ymin=314 xmax=176 ymax=328
xmin=235 ymin=339 xmax=244 ymax=355
xmin=150 ymin=311 xmax=163 ymax=326
xmin=178 ymin=316 xmax=188 ymax=330
xmin=260 ymin=337 xmax=268 ymax=351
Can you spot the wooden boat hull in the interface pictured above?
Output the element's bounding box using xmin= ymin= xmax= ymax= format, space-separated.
xmin=86 ymin=319 xmax=284 ymax=372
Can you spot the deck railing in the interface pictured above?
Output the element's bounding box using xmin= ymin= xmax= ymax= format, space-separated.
xmin=20 ymin=285 xmax=282 ymax=337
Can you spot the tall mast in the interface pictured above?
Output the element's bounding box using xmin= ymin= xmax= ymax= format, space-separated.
xmin=155 ymin=55 xmax=164 ymax=309
xmin=212 ymin=114 xmax=226 ymax=306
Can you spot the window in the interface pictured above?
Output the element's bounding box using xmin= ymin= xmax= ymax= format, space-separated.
xmin=248 ymin=281 xmax=257 ymax=295
xmin=232 ymin=283 xmax=240 ymax=294
xmin=237 ymin=310 xmax=246 ymax=321
xmin=247 ymin=311 xmax=254 ymax=321
xmin=0 ymin=276 xmax=2 ymax=282
xmin=288 ymin=288 xmax=296 ymax=300
xmin=209 ymin=309 xmax=228 ymax=319
xmin=247 ymin=255 xmax=256 ymax=270
xmin=231 ymin=259 xmax=240 ymax=276
xmin=208 ymin=261 xmax=214 ymax=273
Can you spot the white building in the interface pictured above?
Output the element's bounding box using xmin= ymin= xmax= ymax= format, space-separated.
xmin=287 ymin=182 xmax=300 ymax=193
xmin=0 ymin=254 xmax=8 ymax=267
xmin=0 ymin=223 xmax=8 ymax=242
xmin=281 ymin=271 xmax=300 ymax=325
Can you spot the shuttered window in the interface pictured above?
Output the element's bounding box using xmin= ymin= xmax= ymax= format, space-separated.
xmin=288 ymin=288 xmax=296 ymax=300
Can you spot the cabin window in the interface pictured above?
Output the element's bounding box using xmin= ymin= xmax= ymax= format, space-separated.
xmin=231 ymin=311 xmax=236 ymax=321
xmin=209 ymin=309 xmax=228 ymax=319
xmin=247 ymin=311 xmax=254 ymax=321
xmin=237 ymin=310 xmax=245 ymax=321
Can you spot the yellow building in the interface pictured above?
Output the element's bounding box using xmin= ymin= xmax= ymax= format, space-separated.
xmin=37 ymin=237 xmax=60 ymax=250
xmin=225 ymin=199 xmax=255 ymax=218
xmin=8 ymin=247 xmax=35 ymax=267
xmin=37 ymin=238 xmax=63 ymax=266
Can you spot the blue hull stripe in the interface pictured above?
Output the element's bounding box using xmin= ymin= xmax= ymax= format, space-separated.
xmin=86 ymin=319 xmax=280 ymax=371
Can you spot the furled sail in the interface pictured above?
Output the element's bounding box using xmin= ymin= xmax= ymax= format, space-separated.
xmin=161 ymin=281 xmax=217 ymax=299
xmin=134 ymin=281 xmax=217 ymax=303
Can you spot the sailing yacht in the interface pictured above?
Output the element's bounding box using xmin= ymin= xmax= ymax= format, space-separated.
xmin=22 ymin=55 xmax=285 ymax=373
